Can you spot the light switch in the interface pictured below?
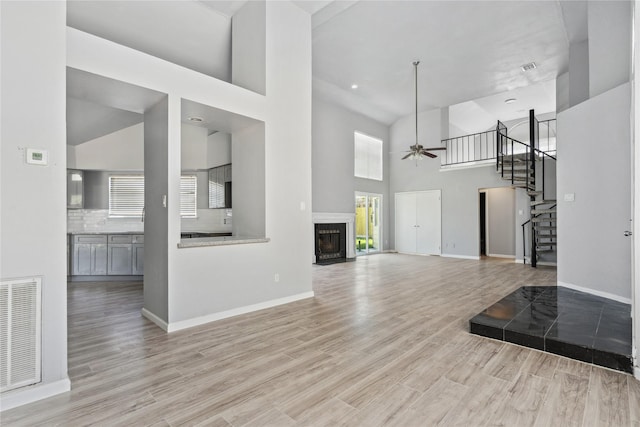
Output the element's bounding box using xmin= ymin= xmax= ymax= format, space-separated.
xmin=300 ymin=202 xmax=306 ymax=211
xmin=564 ymin=193 xmax=575 ymax=202
xmin=518 ymin=210 xmax=523 ymax=215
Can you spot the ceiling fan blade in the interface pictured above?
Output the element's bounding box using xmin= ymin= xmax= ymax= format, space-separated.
xmin=421 ymin=150 xmax=438 ymax=158
xmin=423 ymin=147 xmax=446 ymax=151
xmin=401 ymin=152 xmax=414 ymax=160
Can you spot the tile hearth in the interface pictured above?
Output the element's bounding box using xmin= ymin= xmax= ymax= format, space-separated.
xmin=470 ymin=286 xmax=633 ymax=373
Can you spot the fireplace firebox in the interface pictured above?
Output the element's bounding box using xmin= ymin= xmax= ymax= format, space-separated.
xmin=314 ymin=223 xmax=346 ymax=264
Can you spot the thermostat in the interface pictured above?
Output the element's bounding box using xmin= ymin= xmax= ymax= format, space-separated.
xmin=26 ymin=148 xmax=48 ymax=166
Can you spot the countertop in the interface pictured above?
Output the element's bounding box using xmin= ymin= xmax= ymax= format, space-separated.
xmin=178 ymin=236 xmax=270 ymax=248
xmin=68 ymin=231 xmax=143 ymax=235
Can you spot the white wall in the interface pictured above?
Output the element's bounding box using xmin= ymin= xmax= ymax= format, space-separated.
xmin=557 ymin=82 xmax=631 ymax=301
xmin=207 ymin=132 xmax=231 ymax=167
xmin=74 ymin=122 xmax=143 ymax=170
xmin=390 ymin=108 xmax=511 ymax=258
xmin=66 ymin=1 xmax=313 ymax=328
xmin=180 ymin=123 xmax=208 ymax=170
xmin=0 ymin=1 xmax=70 ymax=408
xmin=232 ymin=0 xmax=266 ymax=95
xmin=170 ymin=2 xmax=312 ymax=325
xmin=588 ymin=0 xmax=631 ymax=99
xmin=232 ymin=122 xmax=265 ymax=238
xmin=312 ymin=99 xmax=390 ymax=248
xmin=569 ymin=40 xmax=590 ymax=107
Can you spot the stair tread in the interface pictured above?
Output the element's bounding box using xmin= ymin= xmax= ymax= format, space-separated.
xmin=531 ymin=199 xmax=557 ymax=206
xmin=528 ymin=191 xmax=543 ymax=196
xmin=534 ymin=226 xmax=557 ymax=230
xmin=531 ymin=208 xmax=557 ymax=214
xmin=532 ymin=217 xmax=557 ymax=223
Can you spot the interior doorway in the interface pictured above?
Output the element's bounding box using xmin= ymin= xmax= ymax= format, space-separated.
xmin=479 ymin=192 xmax=487 ymax=256
xmin=355 ymin=192 xmax=382 ymax=255
xmin=479 ymin=187 xmax=515 ymax=259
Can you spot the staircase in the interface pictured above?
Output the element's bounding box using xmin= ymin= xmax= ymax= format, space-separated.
xmin=496 ymin=111 xmax=557 ymax=267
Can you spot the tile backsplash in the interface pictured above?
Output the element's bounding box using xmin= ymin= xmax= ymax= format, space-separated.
xmin=68 ymin=209 xmax=232 ymax=234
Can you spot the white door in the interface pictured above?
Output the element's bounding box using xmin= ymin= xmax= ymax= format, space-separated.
xmin=395 ymin=192 xmax=417 ymax=254
xmin=416 ymin=190 xmax=441 ymax=255
xmin=395 ymin=190 xmax=441 ymax=255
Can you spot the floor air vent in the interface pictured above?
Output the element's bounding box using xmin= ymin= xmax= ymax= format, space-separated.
xmin=0 ymin=277 xmax=41 ymax=393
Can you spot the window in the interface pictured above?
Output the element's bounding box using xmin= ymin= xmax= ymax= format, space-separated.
xmin=109 ymin=176 xmax=144 ymax=217
xmin=180 ymin=175 xmax=197 ymax=218
xmin=108 ymin=175 xmax=197 ymax=218
xmin=354 ymin=131 xmax=383 ymax=181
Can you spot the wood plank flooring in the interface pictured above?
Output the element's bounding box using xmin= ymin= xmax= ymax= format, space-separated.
xmin=2 ymin=254 xmax=638 ymax=426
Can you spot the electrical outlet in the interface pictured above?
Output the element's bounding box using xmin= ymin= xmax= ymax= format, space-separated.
xmin=274 ymin=273 xmax=280 ymax=283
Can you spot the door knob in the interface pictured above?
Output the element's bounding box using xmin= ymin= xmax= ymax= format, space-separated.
xmin=624 ymin=230 xmax=633 ymax=236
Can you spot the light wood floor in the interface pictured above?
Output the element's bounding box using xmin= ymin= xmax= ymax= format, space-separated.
xmin=3 ymin=254 xmax=639 ymax=426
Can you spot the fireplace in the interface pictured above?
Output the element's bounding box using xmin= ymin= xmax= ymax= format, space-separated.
xmin=315 ymin=223 xmax=346 ymax=264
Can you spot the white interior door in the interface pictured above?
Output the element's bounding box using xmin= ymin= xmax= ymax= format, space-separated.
xmin=395 ymin=192 xmax=417 ymax=254
xmin=416 ymin=190 xmax=442 ymax=255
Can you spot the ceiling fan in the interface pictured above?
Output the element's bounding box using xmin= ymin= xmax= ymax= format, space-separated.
xmin=402 ymin=61 xmax=446 ymax=160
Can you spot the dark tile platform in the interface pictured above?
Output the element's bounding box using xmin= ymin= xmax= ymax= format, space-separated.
xmin=470 ymin=286 xmax=633 ymax=373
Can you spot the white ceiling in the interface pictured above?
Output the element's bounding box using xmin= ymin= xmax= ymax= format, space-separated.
xmin=67 ymin=0 xmax=582 ymax=145
xmin=312 ymin=1 xmax=570 ymax=124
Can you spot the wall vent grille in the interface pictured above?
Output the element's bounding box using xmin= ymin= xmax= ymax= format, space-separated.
xmin=0 ymin=277 xmax=42 ymax=393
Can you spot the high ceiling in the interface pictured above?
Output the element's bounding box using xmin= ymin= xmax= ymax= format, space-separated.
xmin=310 ymin=0 xmax=570 ymax=124
xmin=67 ymin=0 xmax=579 ymax=145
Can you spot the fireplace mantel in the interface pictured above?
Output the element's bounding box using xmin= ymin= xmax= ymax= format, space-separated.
xmin=312 ymin=213 xmax=356 ymax=261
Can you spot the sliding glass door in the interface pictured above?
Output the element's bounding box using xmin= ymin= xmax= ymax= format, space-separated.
xmin=355 ymin=193 xmax=382 ymax=255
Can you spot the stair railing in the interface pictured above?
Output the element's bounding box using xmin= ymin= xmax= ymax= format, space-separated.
xmin=521 ymin=203 xmax=557 ymax=265
xmin=440 ymin=129 xmax=497 ymax=166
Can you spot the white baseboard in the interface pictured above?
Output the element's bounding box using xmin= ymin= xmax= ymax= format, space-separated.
xmin=141 ymin=308 xmax=169 ymax=332
xmin=0 ymin=377 xmax=70 ymax=412
xmin=166 ymin=291 xmax=315 ymax=333
xmin=515 ymin=258 xmax=526 ymax=264
xmin=441 ymin=253 xmax=480 ymax=260
xmin=558 ymin=281 xmax=632 ymax=304
xmin=487 ymin=254 xmax=515 ymax=259
xmin=635 ymin=366 xmax=640 ymax=381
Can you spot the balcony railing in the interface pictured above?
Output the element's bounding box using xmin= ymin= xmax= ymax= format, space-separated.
xmin=441 ymin=118 xmax=556 ymax=167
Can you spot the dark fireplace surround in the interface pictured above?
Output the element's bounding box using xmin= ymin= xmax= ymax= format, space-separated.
xmin=314 ymin=223 xmax=346 ymax=264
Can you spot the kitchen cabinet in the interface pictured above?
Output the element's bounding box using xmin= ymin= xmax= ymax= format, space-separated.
xmin=72 ymin=234 xmax=144 ymax=276
xmin=67 ymin=169 xmax=84 ymax=209
xmin=73 ymin=235 xmax=107 ymax=275
xmin=132 ymin=235 xmax=144 ymax=275
xmin=107 ymin=235 xmax=133 ymax=275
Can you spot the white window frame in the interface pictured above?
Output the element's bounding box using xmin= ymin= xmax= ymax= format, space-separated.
xmin=354 ymin=131 xmax=383 ymax=181
xmin=108 ymin=175 xmax=197 ymax=218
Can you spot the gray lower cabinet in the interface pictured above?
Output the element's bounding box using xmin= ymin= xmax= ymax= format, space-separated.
xmin=72 ymin=234 xmax=143 ymax=276
xmin=132 ymin=244 xmax=144 ymax=275
xmin=73 ymin=235 xmax=107 ymax=275
xmin=108 ymin=244 xmax=133 ymax=275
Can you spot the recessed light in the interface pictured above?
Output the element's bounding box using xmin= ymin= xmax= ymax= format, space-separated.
xmin=351 ymin=84 xmax=358 ymax=89
xmin=521 ymin=62 xmax=537 ymax=72
xmin=505 ymin=98 xmax=517 ymax=104
xmin=188 ymin=116 xmax=203 ymax=122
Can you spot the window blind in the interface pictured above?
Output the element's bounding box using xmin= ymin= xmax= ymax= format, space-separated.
xmin=109 ymin=176 xmax=144 ymax=217
xmin=180 ymin=175 xmax=197 ymax=218
xmin=108 ymin=175 xmax=197 ymax=217
xmin=354 ymin=132 xmax=383 ymax=181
